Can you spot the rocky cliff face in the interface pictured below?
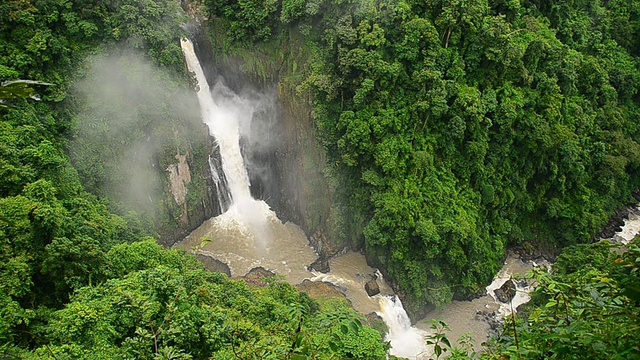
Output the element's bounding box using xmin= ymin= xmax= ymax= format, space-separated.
xmin=273 ymin=81 xmax=340 ymax=258
xmin=156 ymin=125 xmax=224 ymax=246
xmin=187 ymin=24 xmax=348 ymax=259
xmin=166 ymin=152 xmax=192 ymax=227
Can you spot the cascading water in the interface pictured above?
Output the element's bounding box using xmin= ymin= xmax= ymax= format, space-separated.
xmin=208 ymin=150 xmax=232 ymax=213
xmin=377 ymin=296 xmax=430 ymax=359
xmin=179 ymin=37 xmax=317 ymax=281
xmin=179 ymin=37 xmax=431 ymax=358
xmin=181 ymin=39 xmax=251 ymax=203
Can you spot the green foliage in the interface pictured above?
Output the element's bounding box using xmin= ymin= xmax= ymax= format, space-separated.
xmin=204 ymin=0 xmax=280 ymax=42
xmin=26 ymin=243 xmax=386 ymax=359
xmin=425 ymin=320 xmax=453 ymax=359
xmin=1 ymin=0 xmax=212 ymax=355
xmin=66 ymin=51 xmax=207 ymax=234
xmin=420 ymin=319 xmax=478 ymax=359
xmin=0 ymin=80 xmax=53 ymax=109
xmin=2 ymin=0 xmax=640 ymax=357
xmin=203 ymin=0 xmax=640 ymax=310
xmin=484 ymin=239 xmax=640 ymax=359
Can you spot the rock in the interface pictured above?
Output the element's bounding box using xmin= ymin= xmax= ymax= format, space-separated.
xmin=365 ymin=312 xmax=389 ymax=335
xmin=453 ymin=287 xmax=487 ymax=301
xmin=296 ymin=279 xmax=348 ymax=301
xmin=600 ymin=208 xmax=629 ymax=239
xmin=515 ymin=241 xmax=557 ymax=263
xmin=365 ymin=312 xmax=384 ymax=323
xmin=308 ymin=257 xmax=330 ymax=273
xmin=239 ymin=267 xmax=276 ymax=287
xmin=476 ymin=310 xmax=501 ymax=338
xmin=196 ymin=254 xmax=231 ymax=277
xmin=601 ymin=227 xmax=616 ymax=239
xmin=365 ymin=279 xmax=380 ymax=297
xmin=494 ymin=280 xmax=516 ymax=303
xmin=516 ymin=278 xmax=528 ymax=288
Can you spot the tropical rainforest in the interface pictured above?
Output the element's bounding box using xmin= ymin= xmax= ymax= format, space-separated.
xmin=1 ymin=0 xmax=640 ymax=358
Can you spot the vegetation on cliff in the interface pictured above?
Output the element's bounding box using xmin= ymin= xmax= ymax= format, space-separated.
xmin=2 ymin=0 xmax=219 ymax=244
xmin=477 ymin=238 xmax=640 ymax=359
xmin=202 ymin=0 xmax=640 ymax=309
xmin=1 ymin=0 xmax=387 ymax=358
xmin=4 ymin=240 xmax=386 ymax=359
xmin=3 ymin=0 xmax=640 ymax=358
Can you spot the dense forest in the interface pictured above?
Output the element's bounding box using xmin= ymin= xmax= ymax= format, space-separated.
xmin=2 ymin=0 xmax=640 ymax=358
xmin=0 ymin=0 xmax=386 ymax=358
xmin=202 ymin=0 xmax=640 ymax=308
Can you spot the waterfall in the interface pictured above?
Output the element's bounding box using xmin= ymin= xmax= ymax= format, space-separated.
xmin=208 ymin=152 xmax=231 ymax=213
xmin=378 ymin=296 xmax=430 ymax=359
xmin=180 ymin=37 xmax=430 ymax=358
xmin=181 ymin=38 xmax=252 ymax=206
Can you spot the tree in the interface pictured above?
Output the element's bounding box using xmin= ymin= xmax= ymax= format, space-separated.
xmin=484 ymin=239 xmax=640 ymax=359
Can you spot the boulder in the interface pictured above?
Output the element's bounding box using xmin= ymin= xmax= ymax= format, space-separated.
xmin=196 ymin=254 xmax=231 ymax=277
xmin=296 ymin=279 xmax=347 ymax=300
xmin=494 ymin=280 xmax=516 ymax=303
xmin=308 ymin=257 xmax=330 ymax=273
xmin=240 ymin=267 xmax=276 ymax=287
xmin=365 ymin=279 xmax=380 ymax=297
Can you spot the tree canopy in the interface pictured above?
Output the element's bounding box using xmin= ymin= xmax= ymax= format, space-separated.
xmin=3 ymin=0 xmax=640 ymax=358
xmin=202 ymin=0 xmax=640 ymax=309
xmin=0 ymin=1 xmax=388 ymax=358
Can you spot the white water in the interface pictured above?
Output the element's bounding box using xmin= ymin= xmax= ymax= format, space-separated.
xmin=485 ymin=259 xmax=536 ymax=318
xmin=613 ymin=205 xmax=640 ymax=244
xmin=208 ymin=153 xmax=231 ymax=213
xmin=377 ymin=296 xmax=430 ymax=359
xmin=181 ymin=38 xmax=252 ymax=203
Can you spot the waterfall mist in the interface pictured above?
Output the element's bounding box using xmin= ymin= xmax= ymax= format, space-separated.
xmin=208 ymin=81 xmax=281 ymax=202
xmin=68 ymin=50 xmax=205 ymax=219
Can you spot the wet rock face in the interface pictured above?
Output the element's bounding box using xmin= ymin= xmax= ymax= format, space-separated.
xmin=365 ymin=279 xmax=380 ymax=297
xmin=494 ymin=280 xmax=516 ymax=303
xmin=157 ymin=129 xmax=221 ymax=247
xmin=514 ymin=240 xmax=558 ymax=263
xmin=476 ymin=310 xmax=501 ymax=338
xmin=166 ymin=152 xmax=192 ymax=227
xmin=308 ymin=257 xmax=330 ymax=273
xmin=600 ymin=207 xmax=629 ymax=239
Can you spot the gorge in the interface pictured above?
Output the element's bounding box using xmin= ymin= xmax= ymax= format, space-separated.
xmin=2 ymin=0 xmax=640 ymax=358
xmin=180 ymin=36 xmax=430 ymax=357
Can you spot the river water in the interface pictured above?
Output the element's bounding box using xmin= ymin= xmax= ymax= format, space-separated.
xmin=179 ymin=38 xmax=640 ymax=359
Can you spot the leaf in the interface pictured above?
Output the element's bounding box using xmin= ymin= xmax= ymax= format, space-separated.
xmin=441 ymin=336 xmax=451 ymax=348
xmin=348 ymin=319 xmax=361 ymax=333
xmin=434 ymin=344 xmax=442 ymax=357
xmin=328 ymin=341 xmax=339 ymax=352
xmin=0 ymin=80 xmax=53 ymax=109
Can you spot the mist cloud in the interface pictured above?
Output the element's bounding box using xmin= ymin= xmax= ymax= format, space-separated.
xmin=69 ymin=49 xmax=202 ymax=218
